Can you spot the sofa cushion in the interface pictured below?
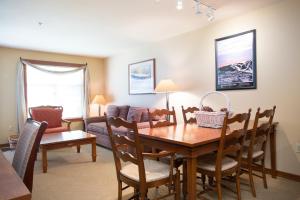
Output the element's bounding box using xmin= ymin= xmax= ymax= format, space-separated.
xmin=31 ymin=108 xmax=62 ymax=128
xmin=127 ymin=107 xmax=147 ymax=122
xmin=106 ymin=105 xmax=119 ymax=118
xmin=87 ymin=122 xmax=107 ymax=133
xmin=118 ymin=105 xmax=130 ymax=119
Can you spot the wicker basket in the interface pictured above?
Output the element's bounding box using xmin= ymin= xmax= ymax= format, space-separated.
xmin=195 ymin=91 xmax=232 ymax=128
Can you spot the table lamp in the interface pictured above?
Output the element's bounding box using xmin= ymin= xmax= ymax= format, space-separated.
xmin=92 ymin=94 xmax=106 ymax=116
xmin=155 ymin=79 xmax=178 ymax=110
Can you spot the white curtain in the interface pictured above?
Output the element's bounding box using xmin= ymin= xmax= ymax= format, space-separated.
xmin=16 ymin=61 xmax=27 ymax=133
xmin=16 ymin=60 xmax=90 ymax=133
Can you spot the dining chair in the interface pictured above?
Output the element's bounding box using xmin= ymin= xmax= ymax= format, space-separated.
xmin=181 ymin=106 xmax=199 ymax=124
xmin=147 ymin=107 xmax=177 ymax=128
xmin=12 ymin=119 xmax=48 ymax=191
xmin=241 ymin=106 xmax=276 ymax=197
xmin=105 ymin=116 xmax=180 ymax=200
xmin=197 ymin=109 xmax=251 ymax=200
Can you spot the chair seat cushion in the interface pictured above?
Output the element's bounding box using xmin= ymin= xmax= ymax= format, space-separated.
xmin=198 ymin=154 xmax=238 ymax=172
xmin=120 ymin=159 xmax=175 ymax=182
xmin=45 ymin=126 xmax=69 ymax=134
xmin=242 ymin=149 xmax=264 ymax=159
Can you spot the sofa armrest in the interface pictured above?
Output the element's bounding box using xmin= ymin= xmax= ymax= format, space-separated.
xmin=83 ymin=116 xmax=106 ymax=131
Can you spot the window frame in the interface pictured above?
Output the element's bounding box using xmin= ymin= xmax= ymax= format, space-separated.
xmin=22 ymin=59 xmax=87 ymax=122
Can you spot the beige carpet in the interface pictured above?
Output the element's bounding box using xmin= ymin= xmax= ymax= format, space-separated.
xmin=31 ymin=146 xmax=300 ymax=200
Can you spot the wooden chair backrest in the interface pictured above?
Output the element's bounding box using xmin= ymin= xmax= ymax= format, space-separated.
xmin=148 ymin=107 xmax=177 ymax=128
xmin=12 ymin=119 xmax=47 ymax=191
xmin=105 ymin=116 xmax=146 ymax=184
xmin=216 ymin=110 xmax=251 ymax=173
xmin=181 ymin=106 xmax=199 ymax=124
xmin=246 ymin=106 xmax=276 ymax=161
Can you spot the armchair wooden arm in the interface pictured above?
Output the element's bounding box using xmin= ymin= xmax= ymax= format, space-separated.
xmin=62 ymin=119 xmax=71 ymax=129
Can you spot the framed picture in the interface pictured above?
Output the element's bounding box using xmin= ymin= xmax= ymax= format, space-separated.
xmin=215 ymin=29 xmax=257 ymax=90
xmin=128 ymin=59 xmax=156 ymax=95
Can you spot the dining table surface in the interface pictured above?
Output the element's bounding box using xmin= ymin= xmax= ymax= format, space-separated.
xmin=138 ymin=121 xmax=278 ymax=200
xmin=0 ymin=151 xmax=31 ymax=200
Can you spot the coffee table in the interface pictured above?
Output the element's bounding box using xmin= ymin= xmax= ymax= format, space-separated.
xmin=40 ymin=130 xmax=97 ymax=173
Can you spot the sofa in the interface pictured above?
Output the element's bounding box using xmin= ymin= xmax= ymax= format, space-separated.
xmin=84 ymin=105 xmax=153 ymax=149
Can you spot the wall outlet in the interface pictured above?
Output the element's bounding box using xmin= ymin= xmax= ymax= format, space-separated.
xmin=297 ymin=143 xmax=300 ymax=153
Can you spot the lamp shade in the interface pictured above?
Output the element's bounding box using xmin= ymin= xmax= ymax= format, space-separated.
xmin=92 ymin=95 xmax=106 ymax=105
xmin=155 ymin=79 xmax=178 ymax=93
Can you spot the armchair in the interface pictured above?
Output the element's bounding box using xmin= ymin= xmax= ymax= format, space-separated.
xmin=29 ymin=106 xmax=71 ymax=134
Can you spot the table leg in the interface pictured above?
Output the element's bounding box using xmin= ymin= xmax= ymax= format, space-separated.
xmin=42 ymin=148 xmax=47 ymax=173
xmin=92 ymin=140 xmax=96 ymax=162
xmin=186 ymin=157 xmax=197 ymax=200
xmin=77 ymin=145 xmax=81 ymax=153
xmin=183 ymin=161 xmax=187 ymax=199
xmin=270 ymin=124 xmax=277 ymax=178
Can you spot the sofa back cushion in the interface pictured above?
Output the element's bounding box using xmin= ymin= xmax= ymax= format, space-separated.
xmin=118 ymin=105 xmax=130 ymax=119
xmin=127 ymin=107 xmax=147 ymax=122
xmin=106 ymin=105 xmax=119 ymax=118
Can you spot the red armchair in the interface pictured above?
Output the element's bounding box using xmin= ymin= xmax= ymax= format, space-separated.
xmin=29 ymin=106 xmax=71 ymax=134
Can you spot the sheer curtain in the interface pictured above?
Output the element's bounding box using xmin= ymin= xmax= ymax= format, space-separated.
xmin=16 ymin=59 xmax=90 ymax=133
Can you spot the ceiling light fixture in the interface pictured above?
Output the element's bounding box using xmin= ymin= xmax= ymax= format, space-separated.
xmin=155 ymin=0 xmax=216 ymax=21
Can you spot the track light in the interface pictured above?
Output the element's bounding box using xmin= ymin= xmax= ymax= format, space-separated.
xmin=206 ymin=6 xmax=214 ymax=21
xmin=195 ymin=0 xmax=201 ymax=15
xmin=176 ymin=0 xmax=183 ymax=10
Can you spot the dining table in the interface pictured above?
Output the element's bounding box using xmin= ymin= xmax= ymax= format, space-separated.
xmin=0 ymin=151 xmax=31 ymax=200
xmin=138 ymin=121 xmax=278 ymax=200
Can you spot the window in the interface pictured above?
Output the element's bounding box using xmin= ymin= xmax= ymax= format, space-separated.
xmin=25 ymin=64 xmax=84 ymax=119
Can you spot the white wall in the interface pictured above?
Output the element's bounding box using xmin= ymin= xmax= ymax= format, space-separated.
xmin=106 ymin=0 xmax=300 ymax=175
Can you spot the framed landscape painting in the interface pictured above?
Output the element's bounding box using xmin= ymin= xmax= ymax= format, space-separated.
xmin=128 ymin=59 xmax=156 ymax=95
xmin=215 ymin=29 xmax=257 ymax=90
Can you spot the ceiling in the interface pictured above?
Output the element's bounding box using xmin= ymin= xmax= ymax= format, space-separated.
xmin=0 ymin=0 xmax=281 ymax=57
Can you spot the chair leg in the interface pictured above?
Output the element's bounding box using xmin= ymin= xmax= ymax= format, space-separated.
xmin=248 ymin=167 xmax=256 ymax=197
xmin=175 ymin=172 xmax=181 ymax=200
xmin=236 ymin=175 xmax=241 ymax=200
xmin=201 ymin=174 xmax=206 ymax=190
xmin=261 ymin=159 xmax=268 ymax=189
xmin=216 ymin=180 xmax=222 ymax=200
xmin=118 ymin=181 xmax=122 ymax=200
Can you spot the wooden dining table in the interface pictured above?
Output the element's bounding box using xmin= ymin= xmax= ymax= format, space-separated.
xmin=0 ymin=151 xmax=31 ymax=200
xmin=138 ymin=121 xmax=278 ymax=200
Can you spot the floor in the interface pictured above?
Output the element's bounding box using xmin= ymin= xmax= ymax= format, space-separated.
xmin=31 ymin=145 xmax=300 ymax=200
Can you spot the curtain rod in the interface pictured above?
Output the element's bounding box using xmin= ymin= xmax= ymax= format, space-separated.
xmin=20 ymin=57 xmax=88 ymax=67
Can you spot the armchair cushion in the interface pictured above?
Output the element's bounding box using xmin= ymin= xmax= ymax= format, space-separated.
xmin=45 ymin=126 xmax=69 ymax=134
xmin=30 ymin=108 xmax=62 ymax=128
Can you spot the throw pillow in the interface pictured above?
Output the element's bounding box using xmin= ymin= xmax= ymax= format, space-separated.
xmin=106 ymin=105 xmax=119 ymax=118
xmin=118 ymin=105 xmax=130 ymax=119
xmin=127 ymin=107 xmax=145 ymax=122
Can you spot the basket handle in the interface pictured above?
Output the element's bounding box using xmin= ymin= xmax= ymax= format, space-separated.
xmin=199 ymin=91 xmax=232 ymax=112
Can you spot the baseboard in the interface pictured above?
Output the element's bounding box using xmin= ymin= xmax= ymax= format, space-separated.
xmin=274 ymin=170 xmax=300 ymax=182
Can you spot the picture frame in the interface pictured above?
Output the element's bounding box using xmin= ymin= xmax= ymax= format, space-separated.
xmin=128 ymin=58 xmax=156 ymax=95
xmin=215 ymin=29 xmax=257 ymax=91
